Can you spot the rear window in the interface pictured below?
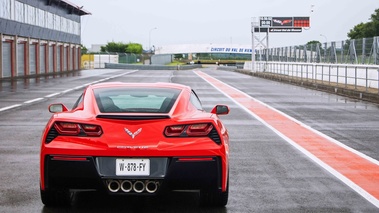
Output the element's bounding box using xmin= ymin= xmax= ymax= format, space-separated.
xmin=94 ymin=87 xmax=181 ymax=113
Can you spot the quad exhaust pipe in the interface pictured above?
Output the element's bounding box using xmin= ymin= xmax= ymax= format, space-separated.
xmin=107 ymin=180 xmax=121 ymax=193
xmin=107 ymin=180 xmax=159 ymax=193
xmin=121 ymin=180 xmax=133 ymax=192
xmin=145 ymin=181 xmax=159 ymax=193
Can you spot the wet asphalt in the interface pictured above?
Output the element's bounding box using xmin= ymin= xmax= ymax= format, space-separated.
xmin=0 ymin=68 xmax=378 ymax=212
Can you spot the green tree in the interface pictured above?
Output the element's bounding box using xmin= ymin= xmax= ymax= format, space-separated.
xmin=81 ymin=44 xmax=88 ymax=54
xmin=100 ymin=42 xmax=128 ymax=53
xmin=125 ymin=43 xmax=143 ymax=54
xmin=306 ymin=40 xmax=321 ymax=46
xmin=100 ymin=42 xmax=143 ymax=53
xmin=348 ymin=8 xmax=379 ymax=39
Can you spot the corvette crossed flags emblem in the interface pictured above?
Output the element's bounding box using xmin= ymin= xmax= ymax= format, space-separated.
xmin=124 ymin=128 xmax=142 ymax=139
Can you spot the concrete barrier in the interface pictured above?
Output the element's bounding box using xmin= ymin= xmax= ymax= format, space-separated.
xmin=105 ymin=63 xmax=202 ymax=70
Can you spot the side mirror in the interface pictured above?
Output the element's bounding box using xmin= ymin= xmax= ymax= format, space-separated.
xmin=48 ymin=104 xmax=68 ymax=113
xmin=211 ymin=105 xmax=230 ymax=115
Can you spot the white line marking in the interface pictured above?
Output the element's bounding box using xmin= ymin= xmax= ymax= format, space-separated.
xmin=45 ymin=93 xmax=60 ymax=98
xmin=61 ymin=89 xmax=73 ymax=93
xmin=24 ymin=98 xmax=44 ymax=104
xmin=0 ymin=104 xmax=22 ymax=112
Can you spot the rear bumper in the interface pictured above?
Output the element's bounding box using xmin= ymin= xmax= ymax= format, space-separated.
xmin=43 ymin=155 xmax=223 ymax=194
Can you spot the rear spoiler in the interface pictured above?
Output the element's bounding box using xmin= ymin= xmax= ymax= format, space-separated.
xmin=96 ymin=114 xmax=170 ymax=120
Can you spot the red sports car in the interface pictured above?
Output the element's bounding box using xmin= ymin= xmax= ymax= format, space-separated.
xmin=40 ymin=82 xmax=230 ymax=206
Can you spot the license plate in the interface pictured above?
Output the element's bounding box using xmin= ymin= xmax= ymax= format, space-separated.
xmin=116 ymin=159 xmax=150 ymax=176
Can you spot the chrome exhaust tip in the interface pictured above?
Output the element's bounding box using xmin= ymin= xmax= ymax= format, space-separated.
xmin=107 ymin=180 xmax=120 ymax=193
xmin=133 ymin=181 xmax=145 ymax=193
xmin=145 ymin=181 xmax=159 ymax=193
xmin=120 ymin=180 xmax=133 ymax=192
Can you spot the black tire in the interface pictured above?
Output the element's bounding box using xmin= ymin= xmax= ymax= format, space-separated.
xmin=199 ymin=178 xmax=229 ymax=207
xmin=40 ymin=186 xmax=72 ymax=207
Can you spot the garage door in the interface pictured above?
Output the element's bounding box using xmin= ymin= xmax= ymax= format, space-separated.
xmin=2 ymin=42 xmax=12 ymax=78
xmin=17 ymin=43 xmax=25 ymax=76
xmin=63 ymin=46 xmax=67 ymax=71
xmin=48 ymin=45 xmax=53 ymax=73
xmin=69 ymin=47 xmax=73 ymax=70
xmin=40 ymin=45 xmax=45 ymax=73
xmin=29 ymin=44 xmax=36 ymax=75
xmin=57 ymin=46 xmax=61 ymax=72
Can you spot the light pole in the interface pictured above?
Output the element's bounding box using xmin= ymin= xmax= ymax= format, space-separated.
xmin=149 ymin=27 xmax=157 ymax=52
xmin=320 ymin=34 xmax=328 ymax=62
xmin=319 ymin=34 xmax=327 ymax=43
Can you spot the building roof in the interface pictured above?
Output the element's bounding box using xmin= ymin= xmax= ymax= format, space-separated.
xmin=52 ymin=0 xmax=91 ymax=16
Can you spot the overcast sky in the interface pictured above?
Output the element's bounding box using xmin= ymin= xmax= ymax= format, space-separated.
xmin=72 ymin=0 xmax=379 ymax=50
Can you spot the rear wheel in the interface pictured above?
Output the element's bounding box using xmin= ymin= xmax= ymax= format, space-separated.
xmin=40 ymin=186 xmax=72 ymax=206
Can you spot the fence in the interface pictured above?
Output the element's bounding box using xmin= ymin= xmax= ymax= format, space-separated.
xmin=256 ymin=36 xmax=379 ymax=65
xmin=244 ymin=61 xmax=379 ymax=95
xmin=81 ymin=52 xmax=144 ymax=69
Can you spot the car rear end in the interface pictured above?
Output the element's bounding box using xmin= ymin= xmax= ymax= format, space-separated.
xmin=40 ymin=83 xmax=229 ymax=206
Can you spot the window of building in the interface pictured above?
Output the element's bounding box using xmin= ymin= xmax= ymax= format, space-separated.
xmin=26 ymin=5 xmax=36 ymax=25
xmin=14 ymin=1 xmax=24 ymax=23
xmin=36 ymin=8 xmax=45 ymax=28
xmin=47 ymin=12 xmax=53 ymax=29
xmin=0 ymin=0 xmax=11 ymax=19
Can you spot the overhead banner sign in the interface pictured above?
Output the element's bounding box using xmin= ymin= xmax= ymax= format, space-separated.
xmin=257 ymin=16 xmax=310 ymax=33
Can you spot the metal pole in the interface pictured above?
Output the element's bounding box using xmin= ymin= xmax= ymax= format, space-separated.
xmin=251 ymin=23 xmax=255 ymax=72
xmin=265 ymin=31 xmax=269 ymax=72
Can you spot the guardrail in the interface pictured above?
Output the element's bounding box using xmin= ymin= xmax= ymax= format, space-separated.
xmin=243 ymin=61 xmax=379 ymax=95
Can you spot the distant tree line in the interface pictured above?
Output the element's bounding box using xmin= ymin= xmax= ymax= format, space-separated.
xmin=348 ymin=8 xmax=379 ymax=39
xmin=100 ymin=42 xmax=143 ymax=54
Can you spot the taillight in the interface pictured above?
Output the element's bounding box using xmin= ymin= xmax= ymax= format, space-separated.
xmin=164 ymin=123 xmax=213 ymax=137
xmin=53 ymin=122 xmax=103 ymax=137
xmin=164 ymin=125 xmax=186 ymax=136
xmin=54 ymin=122 xmax=80 ymax=135
xmin=186 ymin=123 xmax=213 ymax=136
xmin=82 ymin=124 xmax=103 ymax=136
